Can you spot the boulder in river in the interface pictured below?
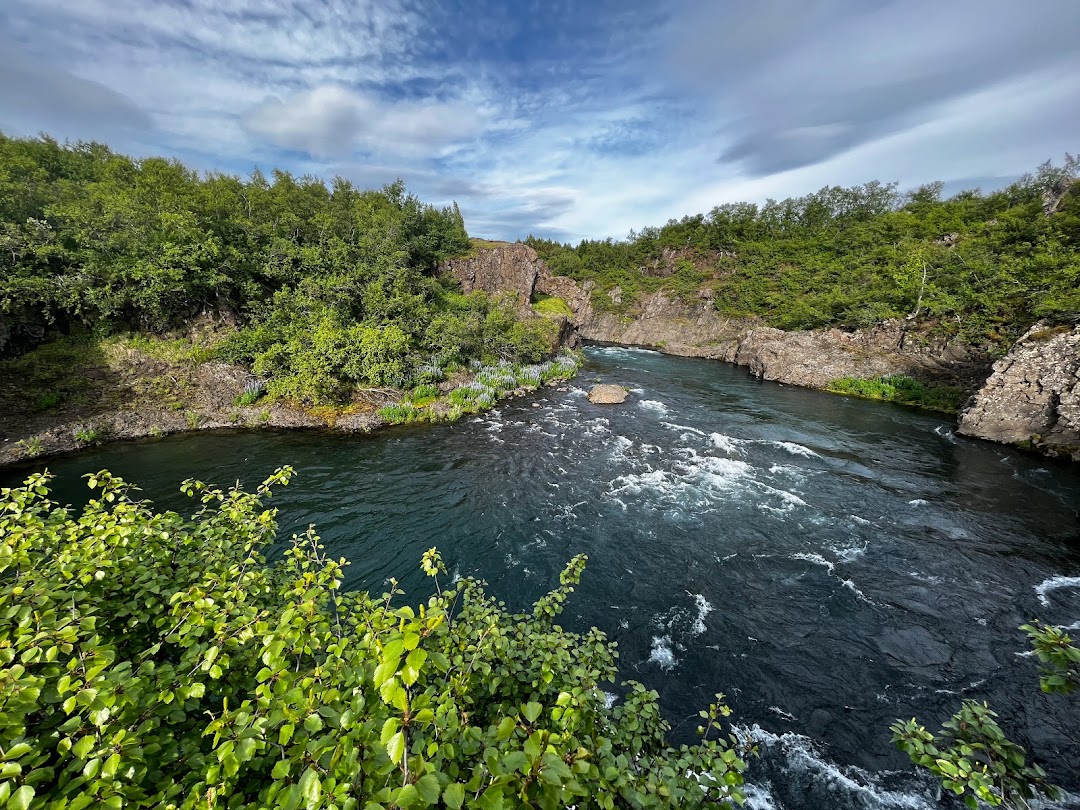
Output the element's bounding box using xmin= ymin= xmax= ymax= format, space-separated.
xmin=588 ymin=384 xmax=628 ymax=404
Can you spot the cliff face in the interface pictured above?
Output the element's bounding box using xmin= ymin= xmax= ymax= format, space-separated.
xmin=440 ymin=245 xmax=1080 ymax=459
xmin=441 ymin=244 xmax=985 ymax=389
xmin=958 ymin=324 xmax=1080 ymax=460
xmin=440 ymin=243 xmax=543 ymax=315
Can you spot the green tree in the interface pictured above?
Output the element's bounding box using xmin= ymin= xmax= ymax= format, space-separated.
xmin=0 ymin=469 xmax=750 ymax=809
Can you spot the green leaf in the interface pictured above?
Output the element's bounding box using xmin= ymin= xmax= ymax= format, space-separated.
xmin=395 ymin=784 xmax=419 ymax=809
xmin=8 ymin=786 xmax=35 ymax=810
xmin=522 ymin=702 xmax=542 ymax=723
xmin=415 ymin=773 xmax=441 ymax=804
xmin=443 ymin=783 xmax=466 ymax=809
xmin=503 ymin=751 xmax=529 ymax=773
xmin=496 ymin=717 xmax=516 ymax=741
xmin=386 ymin=732 xmax=406 ymax=765
xmin=299 ymin=767 xmax=321 ymax=806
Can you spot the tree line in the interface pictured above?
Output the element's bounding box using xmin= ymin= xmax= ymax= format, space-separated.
xmin=0 ymin=133 xmax=553 ymax=404
xmin=527 ymin=156 xmax=1080 ymax=346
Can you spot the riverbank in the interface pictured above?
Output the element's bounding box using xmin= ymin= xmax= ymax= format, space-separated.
xmin=0 ymin=328 xmax=584 ymax=467
xmin=442 ymin=243 xmax=1080 ymax=461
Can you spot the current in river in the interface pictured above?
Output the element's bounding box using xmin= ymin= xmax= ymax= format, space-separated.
xmin=6 ymin=346 xmax=1080 ymax=809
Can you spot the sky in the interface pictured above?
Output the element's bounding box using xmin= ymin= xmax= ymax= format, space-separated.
xmin=2 ymin=0 xmax=1079 ymax=242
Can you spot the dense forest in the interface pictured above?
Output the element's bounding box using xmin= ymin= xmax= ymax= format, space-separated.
xmin=0 ymin=133 xmax=554 ymax=405
xmin=527 ymin=156 xmax=1080 ymax=347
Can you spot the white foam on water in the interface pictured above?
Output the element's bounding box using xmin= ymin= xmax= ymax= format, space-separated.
xmin=851 ymin=515 xmax=872 ymax=525
xmin=584 ymin=417 xmax=612 ymax=436
xmin=793 ymin=552 xmax=836 ymax=575
xmin=737 ymin=726 xmax=937 ymax=810
xmin=639 ymin=399 xmax=669 ymax=414
xmin=1035 ymin=575 xmax=1080 ymax=607
xmin=933 ymin=425 xmax=959 ymax=443
xmin=592 ymin=345 xmax=660 ymax=357
xmin=740 ymin=784 xmax=779 ymax=810
xmin=610 ymin=435 xmax=633 ymax=458
xmin=841 ymin=579 xmax=873 ymax=603
xmin=908 ymin=499 xmax=929 ymax=506
xmin=690 ymin=593 xmax=713 ymax=635
xmin=767 ymin=463 xmax=812 ymax=480
xmin=771 ymin=441 xmax=821 ymax=458
xmin=793 ymin=552 xmax=877 ymax=604
xmin=640 ymin=443 xmax=661 ymax=454
xmin=608 ymin=454 xmax=752 ymax=505
xmin=648 ymin=635 xmax=677 ymax=670
xmin=830 ymin=541 xmax=868 ymax=562
xmin=768 ymin=706 xmax=798 ymax=722
xmin=601 ymin=690 xmax=618 ymax=709
xmin=711 ymin=432 xmax=747 ymax=454
xmin=662 ymin=421 xmax=706 ymax=436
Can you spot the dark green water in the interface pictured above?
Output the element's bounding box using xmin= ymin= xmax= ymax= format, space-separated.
xmin=5 ymin=346 xmax=1080 ymax=809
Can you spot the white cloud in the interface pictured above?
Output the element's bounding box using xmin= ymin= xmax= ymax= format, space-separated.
xmin=244 ymin=85 xmax=509 ymax=160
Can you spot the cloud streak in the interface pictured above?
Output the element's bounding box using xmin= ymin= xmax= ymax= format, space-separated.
xmin=1 ymin=0 xmax=1077 ymax=241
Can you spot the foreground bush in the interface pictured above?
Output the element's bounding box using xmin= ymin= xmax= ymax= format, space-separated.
xmin=0 ymin=469 xmax=748 ymax=809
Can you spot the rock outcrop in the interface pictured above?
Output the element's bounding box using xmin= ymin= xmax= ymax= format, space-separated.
xmin=958 ymin=324 xmax=1080 ymax=460
xmin=441 ymin=244 xmax=1080 ymax=460
xmin=587 ymin=384 xmax=628 ymax=404
xmin=441 ymin=244 xmax=985 ymax=390
xmin=439 ymin=243 xmax=544 ymax=315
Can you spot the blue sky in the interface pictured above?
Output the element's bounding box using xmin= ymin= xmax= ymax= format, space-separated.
xmin=2 ymin=0 xmax=1079 ymax=242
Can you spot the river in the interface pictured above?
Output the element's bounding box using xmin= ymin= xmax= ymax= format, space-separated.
xmin=5 ymin=346 xmax=1080 ymax=809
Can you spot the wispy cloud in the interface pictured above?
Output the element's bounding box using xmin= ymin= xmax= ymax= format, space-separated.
xmin=1 ymin=0 xmax=1077 ymax=241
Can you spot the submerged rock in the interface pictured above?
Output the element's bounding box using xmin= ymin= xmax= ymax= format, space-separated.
xmin=588 ymin=384 xmax=627 ymax=404
xmin=958 ymin=323 xmax=1080 ymax=460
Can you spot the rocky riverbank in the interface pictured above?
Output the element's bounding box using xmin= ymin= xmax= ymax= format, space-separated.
xmin=0 ymin=337 xmax=393 ymax=467
xmin=442 ymin=243 xmax=1080 ymax=460
xmin=958 ymin=323 xmax=1080 ymax=460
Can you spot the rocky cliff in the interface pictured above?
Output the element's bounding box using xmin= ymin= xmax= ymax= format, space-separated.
xmin=958 ymin=324 xmax=1080 ymax=460
xmin=441 ymin=244 xmax=985 ymax=389
xmin=440 ymin=244 xmax=1079 ymax=459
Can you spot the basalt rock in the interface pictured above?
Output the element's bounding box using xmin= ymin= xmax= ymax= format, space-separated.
xmin=439 ymin=242 xmax=544 ymax=315
xmin=958 ymin=324 xmax=1080 ymax=460
xmin=436 ymin=244 xmax=1080 ymax=461
xmin=587 ymin=384 xmax=628 ymax=404
xmin=442 ymin=244 xmax=989 ymax=390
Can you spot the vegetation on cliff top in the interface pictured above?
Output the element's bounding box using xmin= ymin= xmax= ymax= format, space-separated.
xmin=527 ymin=155 xmax=1080 ymax=347
xmin=0 ymin=468 xmax=750 ymax=809
xmin=0 ymin=133 xmax=555 ymax=407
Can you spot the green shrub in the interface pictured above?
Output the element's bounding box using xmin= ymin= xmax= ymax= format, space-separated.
xmin=892 ymin=623 xmax=1077 ymax=808
xmin=892 ymin=701 xmax=1059 ymax=809
xmin=35 ymin=392 xmax=61 ymax=410
xmin=378 ymin=402 xmax=424 ymax=424
xmin=15 ymin=436 xmax=44 ymax=457
xmin=235 ymin=380 xmax=267 ymax=407
xmin=0 ymin=469 xmax=750 ymax=809
xmin=410 ymin=383 xmax=439 ymax=401
xmin=73 ymin=423 xmax=105 ymax=444
xmin=826 ymin=374 xmax=967 ymax=413
xmin=531 ymin=293 xmax=573 ymax=318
